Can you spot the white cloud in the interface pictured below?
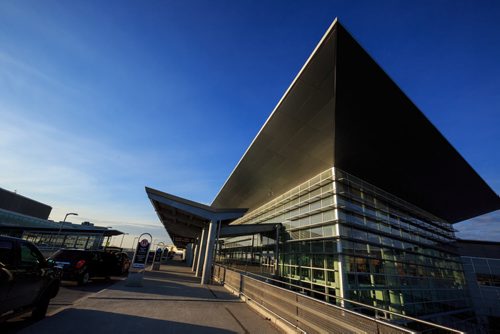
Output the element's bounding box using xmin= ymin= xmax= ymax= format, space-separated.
xmin=455 ymin=211 xmax=500 ymax=241
xmin=0 ymin=109 xmax=160 ymax=227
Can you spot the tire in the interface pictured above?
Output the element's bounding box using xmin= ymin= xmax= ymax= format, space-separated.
xmin=77 ymin=271 xmax=90 ymax=286
xmin=31 ymin=292 xmax=50 ymax=320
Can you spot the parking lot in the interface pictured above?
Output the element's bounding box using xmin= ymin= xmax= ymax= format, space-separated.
xmin=1 ymin=277 xmax=122 ymax=334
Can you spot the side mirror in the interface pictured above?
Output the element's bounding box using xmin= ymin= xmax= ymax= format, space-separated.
xmin=46 ymin=259 xmax=55 ymax=268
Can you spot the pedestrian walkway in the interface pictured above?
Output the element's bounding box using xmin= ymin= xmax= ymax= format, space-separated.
xmin=21 ymin=262 xmax=280 ymax=334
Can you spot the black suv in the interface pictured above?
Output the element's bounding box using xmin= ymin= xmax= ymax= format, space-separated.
xmin=0 ymin=236 xmax=61 ymax=322
xmin=50 ymin=249 xmax=119 ymax=285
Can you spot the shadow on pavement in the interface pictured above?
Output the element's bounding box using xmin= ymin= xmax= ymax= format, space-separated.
xmin=59 ymin=277 xmax=122 ymax=291
xmin=0 ymin=278 xmax=124 ymax=333
xmin=0 ymin=315 xmax=37 ymax=334
xmin=100 ymin=267 xmax=239 ymax=302
xmin=18 ymin=308 xmax=237 ymax=334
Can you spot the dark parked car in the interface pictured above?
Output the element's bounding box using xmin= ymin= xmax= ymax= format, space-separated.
xmin=50 ymin=249 xmax=118 ymax=285
xmin=0 ymin=236 xmax=60 ymax=322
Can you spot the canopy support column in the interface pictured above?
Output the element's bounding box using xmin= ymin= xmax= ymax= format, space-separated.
xmin=195 ymin=227 xmax=207 ymax=277
xmin=191 ymin=241 xmax=199 ymax=272
xmin=201 ymin=220 xmax=218 ymax=285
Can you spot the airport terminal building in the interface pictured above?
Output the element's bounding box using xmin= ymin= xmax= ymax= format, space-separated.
xmin=147 ymin=20 xmax=500 ymax=331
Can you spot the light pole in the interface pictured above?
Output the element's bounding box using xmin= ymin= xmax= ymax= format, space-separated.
xmin=54 ymin=212 xmax=78 ymax=250
xmin=119 ymin=233 xmax=129 ymax=248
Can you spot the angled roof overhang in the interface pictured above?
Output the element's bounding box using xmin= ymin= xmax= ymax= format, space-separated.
xmin=146 ymin=187 xmax=247 ymax=248
xmin=211 ymin=19 xmax=500 ymax=223
xmin=211 ymin=20 xmax=337 ymax=213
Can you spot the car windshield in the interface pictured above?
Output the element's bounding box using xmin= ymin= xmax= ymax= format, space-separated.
xmin=50 ymin=250 xmax=91 ymax=261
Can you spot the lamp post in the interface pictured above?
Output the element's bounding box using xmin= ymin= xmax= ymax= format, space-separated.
xmin=54 ymin=212 xmax=78 ymax=250
xmin=119 ymin=233 xmax=129 ymax=248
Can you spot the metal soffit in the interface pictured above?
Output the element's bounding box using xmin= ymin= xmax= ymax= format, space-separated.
xmin=146 ymin=187 xmax=247 ymax=247
xmin=211 ymin=19 xmax=500 ymax=223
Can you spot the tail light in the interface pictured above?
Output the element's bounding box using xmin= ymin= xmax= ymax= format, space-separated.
xmin=75 ymin=259 xmax=86 ymax=269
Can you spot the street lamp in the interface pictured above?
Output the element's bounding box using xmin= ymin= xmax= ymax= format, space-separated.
xmin=63 ymin=212 xmax=78 ymax=223
xmin=54 ymin=212 xmax=78 ymax=250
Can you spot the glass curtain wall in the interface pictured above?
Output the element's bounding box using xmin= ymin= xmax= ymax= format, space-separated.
xmin=216 ymin=167 xmax=473 ymax=325
xmin=22 ymin=231 xmax=103 ymax=250
xmin=218 ymin=169 xmax=342 ymax=299
xmin=335 ymin=169 xmax=474 ymax=327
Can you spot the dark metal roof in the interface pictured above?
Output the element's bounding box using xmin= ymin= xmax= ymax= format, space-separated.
xmin=0 ymin=187 xmax=52 ymax=220
xmin=212 ymin=19 xmax=499 ymax=223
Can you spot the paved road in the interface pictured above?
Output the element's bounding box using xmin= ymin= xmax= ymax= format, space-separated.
xmin=0 ymin=277 xmax=122 ymax=334
xmin=18 ymin=264 xmax=280 ymax=334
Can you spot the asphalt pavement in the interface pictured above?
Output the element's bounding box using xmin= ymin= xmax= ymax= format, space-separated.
xmin=4 ymin=263 xmax=280 ymax=334
xmin=1 ymin=277 xmax=122 ymax=333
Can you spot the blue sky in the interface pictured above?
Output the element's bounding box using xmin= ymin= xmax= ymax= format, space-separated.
xmin=0 ymin=0 xmax=498 ymax=246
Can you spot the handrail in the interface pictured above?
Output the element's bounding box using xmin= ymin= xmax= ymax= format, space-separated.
xmin=223 ymin=278 xmax=308 ymax=334
xmin=240 ymin=272 xmax=416 ymax=333
xmin=216 ymin=264 xmax=465 ymax=334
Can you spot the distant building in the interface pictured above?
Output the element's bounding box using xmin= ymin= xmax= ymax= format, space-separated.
xmin=0 ymin=187 xmax=51 ymax=219
xmin=0 ymin=187 xmax=122 ymax=253
xmin=454 ymin=239 xmax=500 ymax=333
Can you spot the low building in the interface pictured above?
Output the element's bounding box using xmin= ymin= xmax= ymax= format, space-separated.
xmin=0 ymin=187 xmax=122 ymax=255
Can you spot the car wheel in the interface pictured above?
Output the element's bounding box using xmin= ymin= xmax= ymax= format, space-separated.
xmin=78 ymin=271 xmax=90 ymax=286
xmin=32 ymin=292 xmax=50 ymax=320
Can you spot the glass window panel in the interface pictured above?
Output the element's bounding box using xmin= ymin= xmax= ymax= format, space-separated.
xmin=310 ymin=200 xmax=321 ymax=212
xmin=322 ymin=197 xmax=333 ymax=207
xmin=313 ymin=254 xmax=324 ymax=268
xmin=323 ymin=225 xmax=334 ymax=237
xmin=313 ymin=269 xmax=325 ymax=282
xmin=324 ymin=241 xmax=336 ymax=253
xmin=310 ymin=227 xmax=323 ymax=239
xmin=312 ymin=241 xmax=324 ymax=253
xmin=327 ymin=271 xmax=336 ymax=284
xmin=358 ymin=274 xmax=371 ymax=286
xmin=325 ymin=254 xmax=335 ymax=268
xmin=347 ymin=273 xmax=357 ymax=286
xmin=374 ymin=274 xmax=386 ymax=285
xmin=300 ymin=268 xmax=311 ymax=281
xmin=323 ymin=209 xmax=335 ymax=221
xmin=310 ymin=212 xmax=322 ymax=224
xmin=300 ymin=229 xmax=311 ymax=239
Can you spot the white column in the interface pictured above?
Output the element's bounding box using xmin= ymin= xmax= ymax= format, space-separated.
xmin=191 ymin=242 xmax=199 ymax=272
xmin=195 ymin=227 xmax=208 ymax=277
xmin=201 ymin=220 xmax=218 ymax=285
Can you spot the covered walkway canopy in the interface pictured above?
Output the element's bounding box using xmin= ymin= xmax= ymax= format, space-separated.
xmin=146 ymin=187 xmax=248 ymax=284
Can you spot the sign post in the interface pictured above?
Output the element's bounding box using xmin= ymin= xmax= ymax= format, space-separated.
xmin=126 ymin=233 xmax=152 ymax=287
xmin=151 ymin=242 xmax=165 ymax=271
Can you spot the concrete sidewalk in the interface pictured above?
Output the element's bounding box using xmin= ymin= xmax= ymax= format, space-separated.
xmin=21 ymin=263 xmax=280 ymax=334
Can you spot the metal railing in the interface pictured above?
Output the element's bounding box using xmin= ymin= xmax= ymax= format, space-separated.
xmin=213 ymin=264 xmax=466 ymax=334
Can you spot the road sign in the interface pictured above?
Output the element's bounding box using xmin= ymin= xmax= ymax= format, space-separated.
xmin=126 ymin=233 xmax=152 ymax=287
